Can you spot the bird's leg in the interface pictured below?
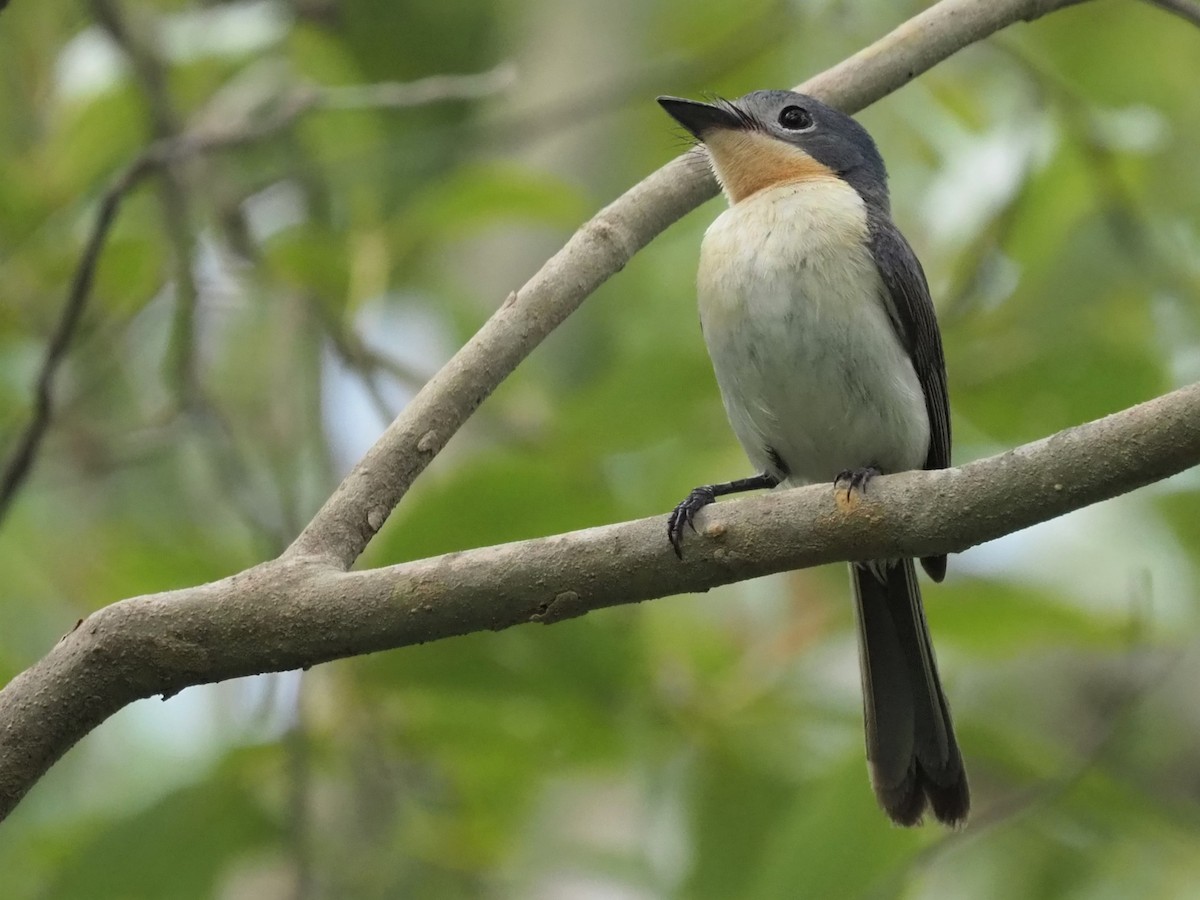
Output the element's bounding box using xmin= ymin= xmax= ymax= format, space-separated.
xmin=668 ymin=472 xmax=779 ymax=558
xmin=834 ymin=466 xmax=881 ymax=501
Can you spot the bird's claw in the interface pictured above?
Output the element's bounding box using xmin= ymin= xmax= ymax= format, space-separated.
xmin=667 ymin=486 xmax=717 ymax=558
xmin=834 ymin=466 xmax=881 ymax=502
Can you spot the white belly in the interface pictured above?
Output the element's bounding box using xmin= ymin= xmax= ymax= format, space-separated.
xmin=697 ymin=178 xmax=929 ymax=486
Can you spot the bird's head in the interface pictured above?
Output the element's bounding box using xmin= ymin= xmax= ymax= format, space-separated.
xmin=657 ymin=90 xmax=888 ymax=209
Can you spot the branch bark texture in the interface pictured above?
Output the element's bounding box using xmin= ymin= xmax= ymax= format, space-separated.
xmin=287 ymin=0 xmax=1095 ymax=569
xmin=2 ymin=381 xmax=1199 ymax=822
xmin=10 ymin=0 xmax=1197 ymax=824
xmin=0 ymin=64 xmax=515 ymax=528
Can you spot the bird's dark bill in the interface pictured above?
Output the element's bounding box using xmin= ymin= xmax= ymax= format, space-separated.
xmin=657 ymin=96 xmax=746 ymax=139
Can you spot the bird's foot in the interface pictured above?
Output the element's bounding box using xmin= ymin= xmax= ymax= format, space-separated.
xmin=834 ymin=466 xmax=881 ymax=502
xmin=667 ymin=486 xmax=717 ymax=558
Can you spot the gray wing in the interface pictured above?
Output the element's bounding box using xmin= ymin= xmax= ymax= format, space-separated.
xmin=868 ymin=216 xmax=950 ymax=583
xmin=867 ymin=215 xmax=950 ymax=474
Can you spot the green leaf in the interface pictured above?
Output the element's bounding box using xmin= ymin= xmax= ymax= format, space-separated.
xmin=45 ymin=777 xmax=279 ymax=900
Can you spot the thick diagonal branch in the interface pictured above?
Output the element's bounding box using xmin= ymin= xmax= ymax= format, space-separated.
xmin=286 ymin=0 xmax=1096 ymax=569
xmin=1 ymin=380 xmax=1198 ymax=822
xmin=0 ymin=65 xmax=515 ymax=528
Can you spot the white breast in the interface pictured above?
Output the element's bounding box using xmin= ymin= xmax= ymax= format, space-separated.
xmin=697 ymin=178 xmax=929 ymax=486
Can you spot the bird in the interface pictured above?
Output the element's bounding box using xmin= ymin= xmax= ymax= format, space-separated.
xmin=657 ymin=90 xmax=968 ymax=827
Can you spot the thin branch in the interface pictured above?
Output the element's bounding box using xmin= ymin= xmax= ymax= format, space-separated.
xmin=0 ymin=65 xmax=516 ymax=528
xmin=994 ymin=41 xmax=1200 ymax=304
xmin=92 ymin=0 xmax=203 ymax=405
xmin=1 ymin=380 xmax=1198 ymax=822
xmin=184 ymin=61 xmax=518 ymax=151
xmin=318 ymin=64 xmax=517 ymax=110
xmin=323 ymin=331 xmax=406 ymax=426
xmin=89 ymin=0 xmax=179 ymax=137
xmin=285 ymin=0 xmax=1100 ymax=570
xmin=485 ymin=2 xmax=790 ymax=151
xmin=7 ymin=0 xmax=1197 ymax=826
xmin=307 ymin=294 xmax=429 ymax=391
xmin=0 ymin=159 xmax=153 ymax=523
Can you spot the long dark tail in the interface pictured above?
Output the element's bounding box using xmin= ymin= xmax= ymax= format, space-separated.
xmin=851 ymin=559 xmax=969 ymax=827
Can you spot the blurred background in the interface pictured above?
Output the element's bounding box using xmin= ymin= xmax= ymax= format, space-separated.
xmin=2 ymin=0 xmax=1200 ymax=897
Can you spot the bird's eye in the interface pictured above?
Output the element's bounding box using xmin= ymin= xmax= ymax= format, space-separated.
xmin=778 ymin=106 xmax=814 ymax=130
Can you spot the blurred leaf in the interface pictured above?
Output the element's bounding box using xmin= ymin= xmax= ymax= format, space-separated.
xmin=264 ymin=222 xmax=352 ymax=302
xmin=47 ymin=89 xmax=147 ymax=196
xmin=400 ymin=162 xmax=590 ymax=237
xmin=93 ymin=235 xmax=167 ymax=317
xmin=368 ymin=445 xmax=620 ymax=564
xmin=933 ymin=578 xmax=1141 ymax=656
xmin=4 ymin=0 xmax=1200 ymax=897
xmin=46 ymin=776 xmax=280 ymax=900
xmin=1155 ymin=489 xmax=1200 ymax=576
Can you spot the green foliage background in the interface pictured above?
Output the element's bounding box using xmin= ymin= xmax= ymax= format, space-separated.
xmin=2 ymin=0 xmax=1200 ymax=897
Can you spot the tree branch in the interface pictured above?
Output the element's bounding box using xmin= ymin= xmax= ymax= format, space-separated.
xmin=11 ymin=0 xmax=1198 ymax=824
xmin=285 ymin=0 xmax=1097 ymax=570
xmin=0 ymin=65 xmax=515 ymax=528
xmin=2 ymin=380 xmax=1198 ymax=822
xmin=0 ymin=159 xmax=154 ymax=524
xmin=92 ymin=0 xmax=204 ymax=405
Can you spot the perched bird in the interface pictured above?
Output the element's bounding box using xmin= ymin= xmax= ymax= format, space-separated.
xmin=657 ymin=90 xmax=968 ymax=827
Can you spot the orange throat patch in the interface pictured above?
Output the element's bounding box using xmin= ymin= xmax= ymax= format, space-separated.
xmin=704 ymin=129 xmax=837 ymax=203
